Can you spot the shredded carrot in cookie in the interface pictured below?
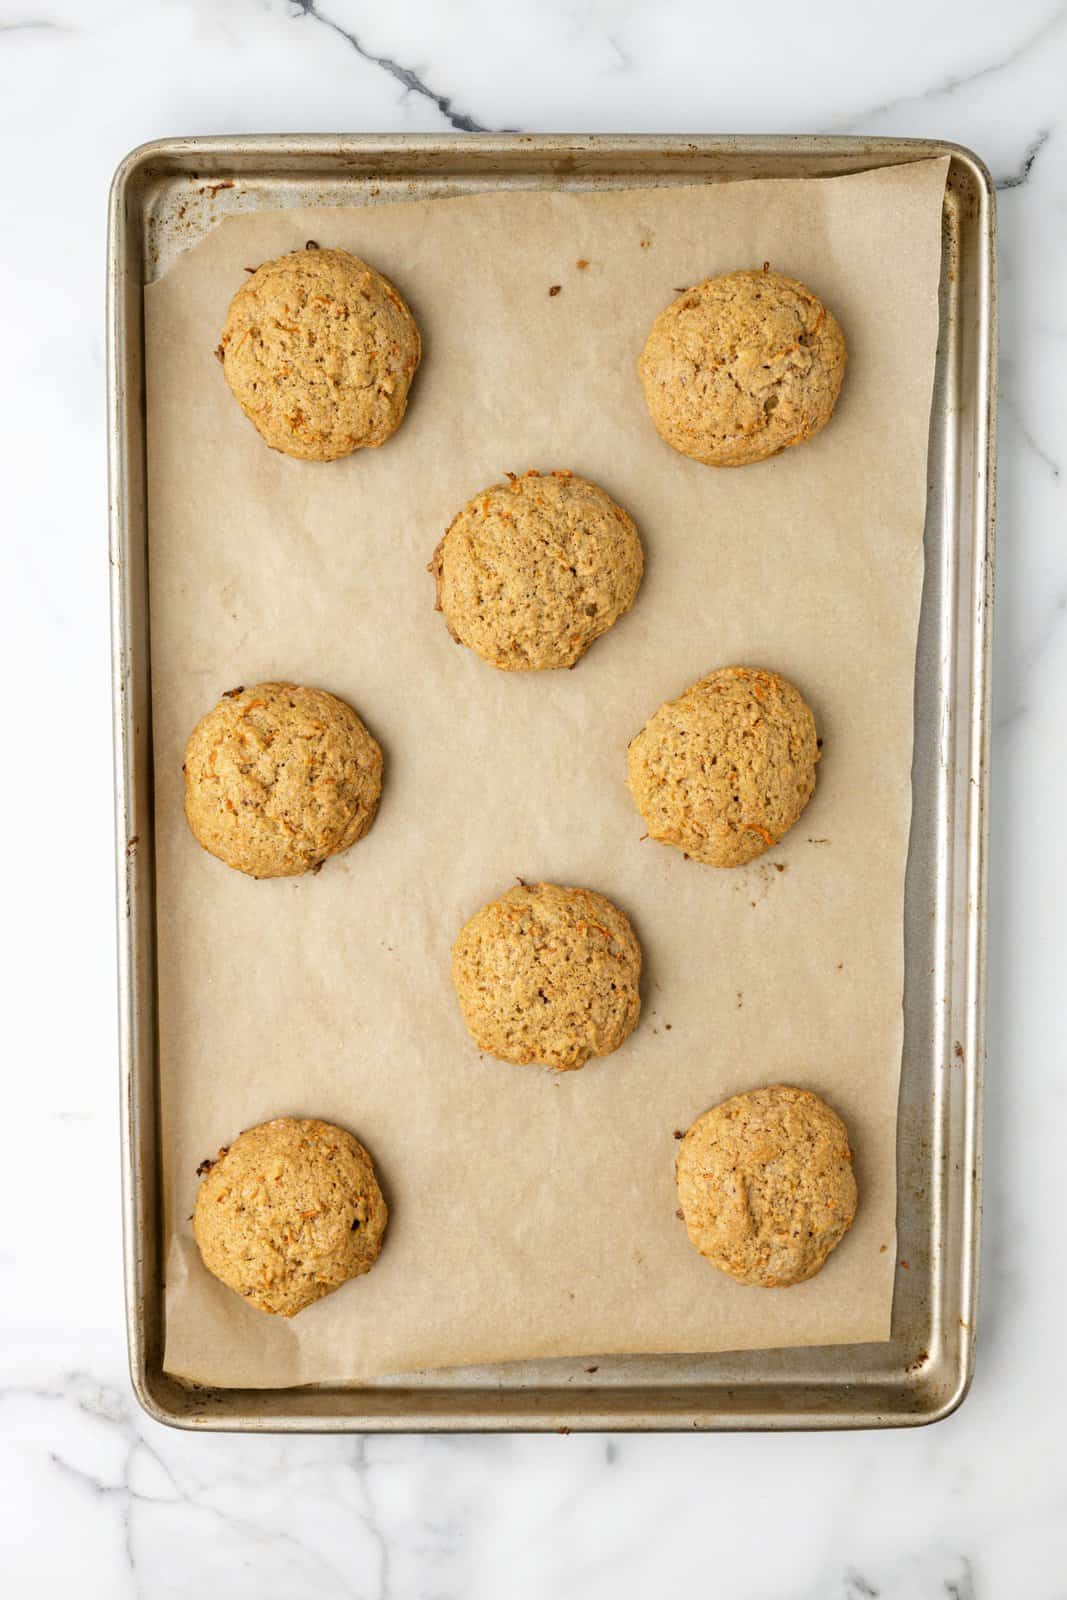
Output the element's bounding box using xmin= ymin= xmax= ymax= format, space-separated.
xmin=743 ymin=824 xmax=777 ymax=847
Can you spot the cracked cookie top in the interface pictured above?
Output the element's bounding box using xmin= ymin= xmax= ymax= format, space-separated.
xmin=451 ymin=883 xmax=642 ymax=1071
xmin=193 ymin=1117 xmax=388 ymax=1317
xmin=216 ymin=246 xmax=421 ymax=461
xmin=183 ymin=681 xmax=383 ymax=878
xmin=429 ymin=469 xmax=644 ymax=671
xmin=675 ymin=1085 xmax=857 ymax=1287
xmin=626 ymin=666 xmax=820 ymax=868
xmin=638 ymin=269 xmax=846 ymax=467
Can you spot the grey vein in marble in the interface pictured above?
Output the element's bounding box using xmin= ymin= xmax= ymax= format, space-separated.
xmin=838 ymin=3 xmax=1067 ymax=128
xmin=6 ymin=1372 xmax=402 ymax=1597
xmin=945 ymin=1558 xmax=977 ymax=1600
xmin=994 ymin=585 xmax=1067 ymax=733
xmin=0 ymin=18 xmax=72 ymax=30
xmin=1002 ymin=392 xmax=1061 ymax=481
xmin=605 ymin=32 xmax=633 ymax=72
xmin=843 ymin=1571 xmax=879 ymax=1599
xmin=996 ymin=126 xmax=1052 ymax=188
xmin=347 ymin=1438 xmax=390 ymax=1600
xmin=289 ymin=0 xmax=494 ymax=132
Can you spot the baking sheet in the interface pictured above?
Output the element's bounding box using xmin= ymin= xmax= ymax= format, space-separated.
xmin=146 ymin=157 xmax=948 ymax=1387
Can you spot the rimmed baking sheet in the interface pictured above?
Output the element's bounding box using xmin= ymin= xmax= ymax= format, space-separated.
xmin=109 ymin=135 xmax=993 ymax=1431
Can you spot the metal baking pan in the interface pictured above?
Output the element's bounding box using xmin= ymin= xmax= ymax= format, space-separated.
xmin=109 ymin=135 xmax=994 ymax=1431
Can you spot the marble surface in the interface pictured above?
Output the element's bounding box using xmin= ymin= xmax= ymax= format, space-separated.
xmin=2 ymin=1 xmax=1065 ymax=1594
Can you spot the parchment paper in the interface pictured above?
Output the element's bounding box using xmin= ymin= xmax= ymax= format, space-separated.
xmin=148 ymin=158 xmax=948 ymax=1387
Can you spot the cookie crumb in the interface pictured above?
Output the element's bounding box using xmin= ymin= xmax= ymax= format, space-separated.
xmin=548 ymin=284 xmax=562 ymax=297
xmin=576 ymin=258 xmax=589 ymax=270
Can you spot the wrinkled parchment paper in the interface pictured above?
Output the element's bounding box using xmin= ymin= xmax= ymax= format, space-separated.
xmin=147 ymin=158 xmax=948 ymax=1386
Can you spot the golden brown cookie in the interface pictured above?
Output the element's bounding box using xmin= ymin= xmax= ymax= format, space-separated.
xmin=193 ymin=1117 xmax=388 ymax=1317
xmin=184 ymin=682 xmax=382 ymax=878
xmin=216 ymin=246 xmax=421 ymax=461
xmin=626 ymin=666 xmax=819 ymax=867
xmin=638 ymin=269 xmax=846 ymax=467
xmin=676 ymin=1085 xmax=857 ymax=1287
xmin=451 ymin=882 xmax=642 ymax=1070
xmin=429 ymin=470 xmax=644 ymax=671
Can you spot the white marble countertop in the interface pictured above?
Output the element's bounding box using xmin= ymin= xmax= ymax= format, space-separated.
xmin=3 ymin=0 xmax=1064 ymax=1594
